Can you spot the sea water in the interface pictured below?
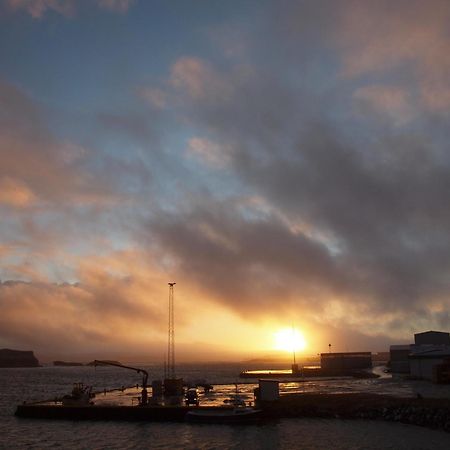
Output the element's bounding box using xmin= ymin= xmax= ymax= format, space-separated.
xmin=2 ymin=363 xmax=450 ymax=449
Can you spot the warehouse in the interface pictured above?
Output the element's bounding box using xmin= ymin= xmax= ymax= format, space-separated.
xmin=409 ymin=349 xmax=450 ymax=381
xmin=320 ymin=352 xmax=372 ymax=374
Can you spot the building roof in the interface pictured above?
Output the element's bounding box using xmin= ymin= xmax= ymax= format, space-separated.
xmin=390 ymin=345 xmax=411 ymax=351
xmin=415 ymin=330 xmax=450 ymax=336
xmin=320 ymin=352 xmax=371 ymax=357
xmin=409 ymin=347 xmax=450 ymax=359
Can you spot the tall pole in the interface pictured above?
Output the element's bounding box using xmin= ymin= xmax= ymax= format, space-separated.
xmin=292 ymin=325 xmax=296 ymax=366
xmin=168 ymin=282 xmax=176 ymax=379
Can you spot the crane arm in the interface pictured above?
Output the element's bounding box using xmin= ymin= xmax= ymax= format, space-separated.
xmin=93 ymin=360 xmax=149 ymax=388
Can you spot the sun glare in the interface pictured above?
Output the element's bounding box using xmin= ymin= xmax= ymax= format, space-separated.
xmin=273 ymin=328 xmax=307 ymax=352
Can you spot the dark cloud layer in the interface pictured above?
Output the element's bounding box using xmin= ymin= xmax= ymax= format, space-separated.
xmin=141 ymin=0 xmax=450 ymax=339
xmin=2 ymin=1 xmax=450 ymax=356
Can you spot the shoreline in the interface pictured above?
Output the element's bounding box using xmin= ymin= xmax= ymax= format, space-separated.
xmin=262 ymin=393 xmax=450 ymax=432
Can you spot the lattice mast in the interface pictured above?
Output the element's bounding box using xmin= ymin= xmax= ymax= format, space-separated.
xmin=167 ymin=282 xmax=176 ymax=378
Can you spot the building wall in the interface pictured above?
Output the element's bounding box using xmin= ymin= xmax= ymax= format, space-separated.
xmin=320 ymin=352 xmax=372 ymax=371
xmin=414 ymin=331 xmax=450 ymax=346
xmin=259 ymin=380 xmax=279 ymax=401
xmin=410 ymin=358 xmax=444 ymax=380
xmin=389 ymin=345 xmax=411 ymax=373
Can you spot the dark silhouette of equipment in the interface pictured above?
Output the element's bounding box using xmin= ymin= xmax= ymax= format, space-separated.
xmin=93 ymin=360 xmax=149 ymax=405
xmin=167 ymin=282 xmax=176 ymax=379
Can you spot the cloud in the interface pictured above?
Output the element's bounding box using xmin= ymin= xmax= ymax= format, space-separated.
xmin=0 ymin=176 xmax=36 ymax=207
xmin=3 ymin=0 xmax=450 ymax=355
xmin=146 ymin=197 xmax=342 ymax=313
xmin=132 ymin=1 xmax=450 ymax=343
xmin=96 ymin=0 xmax=134 ymax=13
xmin=170 ymin=57 xmax=236 ymax=104
xmin=5 ymin=0 xmax=75 ymax=18
xmin=185 ymin=137 xmax=233 ymax=169
xmin=0 ymin=250 xmax=264 ymax=359
xmin=0 ymin=252 xmax=168 ymax=353
xmin=139 ymin=87 xmax=167 ymax=110
xmin=335 ymin=0 xmax=450 ymax=113
xmin=4 ymin=0 xmax=135 ymax=18
xmin=352 ymin=85 xmax=415 ymax=126
xmin=0 ymin=79 xmax=151 ymax=293
xmin=0 ymin=79 xmax=119 ymax=208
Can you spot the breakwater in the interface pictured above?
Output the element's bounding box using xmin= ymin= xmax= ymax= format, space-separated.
xmin=262 ymin=393 xmax=450 ymax=432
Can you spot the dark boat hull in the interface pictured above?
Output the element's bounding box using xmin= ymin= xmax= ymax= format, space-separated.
xmin=15 ymin=404 xmax=190 ymax=421
xmin=186 ymin=408 xmax=262 ymax=424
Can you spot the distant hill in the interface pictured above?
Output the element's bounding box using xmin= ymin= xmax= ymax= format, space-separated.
xmin=0 ymin=349 xmax=40 ymax=368
xmin=86 ymin=360 xmax=122 ymax=366
xmin=53 ymin=361 xmax=84 ymax=366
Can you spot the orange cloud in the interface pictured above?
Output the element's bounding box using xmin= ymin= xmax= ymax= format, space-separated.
xmin=0 ymin=176 xmax=36 ymax=207
xmin=0 ymin=248 xmax=281 ymax=360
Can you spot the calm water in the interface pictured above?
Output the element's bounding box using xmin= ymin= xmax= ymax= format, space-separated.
xmin=2 ymin=363 xmax=450 ymax=449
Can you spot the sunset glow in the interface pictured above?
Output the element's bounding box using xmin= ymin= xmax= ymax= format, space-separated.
xmin=273 ymin=328 xmax=307 ymax=353
xmin=1 ymin=1 xmax=450 ymax=361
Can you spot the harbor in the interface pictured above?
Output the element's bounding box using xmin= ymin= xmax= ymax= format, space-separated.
xmin=13 ymin=377 xmax=450 ymax=433
xmin=11 ymin=285 xmax=450 ymax=431
xmin=13 ymin=363 xmax=450 ymax=428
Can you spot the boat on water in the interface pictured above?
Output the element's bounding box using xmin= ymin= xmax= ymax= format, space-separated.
xmin=185 ymin=406 xmax=262 ymax=423
xmin=186 ymin=385 xmax=261 ymax=423
xmin=61 ymin=382 xmax=94 ymax=406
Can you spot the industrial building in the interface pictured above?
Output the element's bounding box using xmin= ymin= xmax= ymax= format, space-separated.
xmin=320 ymin=352 xmax=372 ymax=374
xmin=389 ymin=345 xmax=411 ymax=373
xmin=389 ymin=330 xmax=450 ymax=382
xmin=409 ymin=349 xmax=450 ymax=381
xmin=414 ymin=330 xmax=450 ymax=346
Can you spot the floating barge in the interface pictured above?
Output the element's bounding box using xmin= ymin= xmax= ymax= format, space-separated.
xmin=16 ymin=402 xmax=192 ymax=421
xmin=15 ymin=383 xmax=260 ymax=422
xmin=15 ymin=401 xmax=247 ymax=422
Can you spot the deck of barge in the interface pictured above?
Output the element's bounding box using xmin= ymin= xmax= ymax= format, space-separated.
xmin=15 ymin=383 xmax=258 ymax=421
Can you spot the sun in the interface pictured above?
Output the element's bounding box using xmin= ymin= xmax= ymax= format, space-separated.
xmin=273 ymin=328 xmax=307 ymax=352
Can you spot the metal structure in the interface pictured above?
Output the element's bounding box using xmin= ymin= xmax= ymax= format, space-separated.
xmin=167 ymin=282 xmax=176 ymax=379
xmin=93 ymin=360 xmax=149 ymax=405
xmin=292 ymin=325 xmax=296 ymax=366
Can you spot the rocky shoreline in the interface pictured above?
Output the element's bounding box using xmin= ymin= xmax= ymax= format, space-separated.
xmin=262 ymin=393 xmax=450 ymax=432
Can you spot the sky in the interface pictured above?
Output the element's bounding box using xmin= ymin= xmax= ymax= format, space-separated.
xmin=1 ymin=0 xmax=450 ymax=362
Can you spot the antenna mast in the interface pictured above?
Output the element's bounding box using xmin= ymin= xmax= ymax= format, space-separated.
xmin=167 ymin=282 xmax=176 ymax=378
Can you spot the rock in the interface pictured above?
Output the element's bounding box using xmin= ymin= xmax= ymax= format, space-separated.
xmin=0 ymin=349 xmax=40 ymax=367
